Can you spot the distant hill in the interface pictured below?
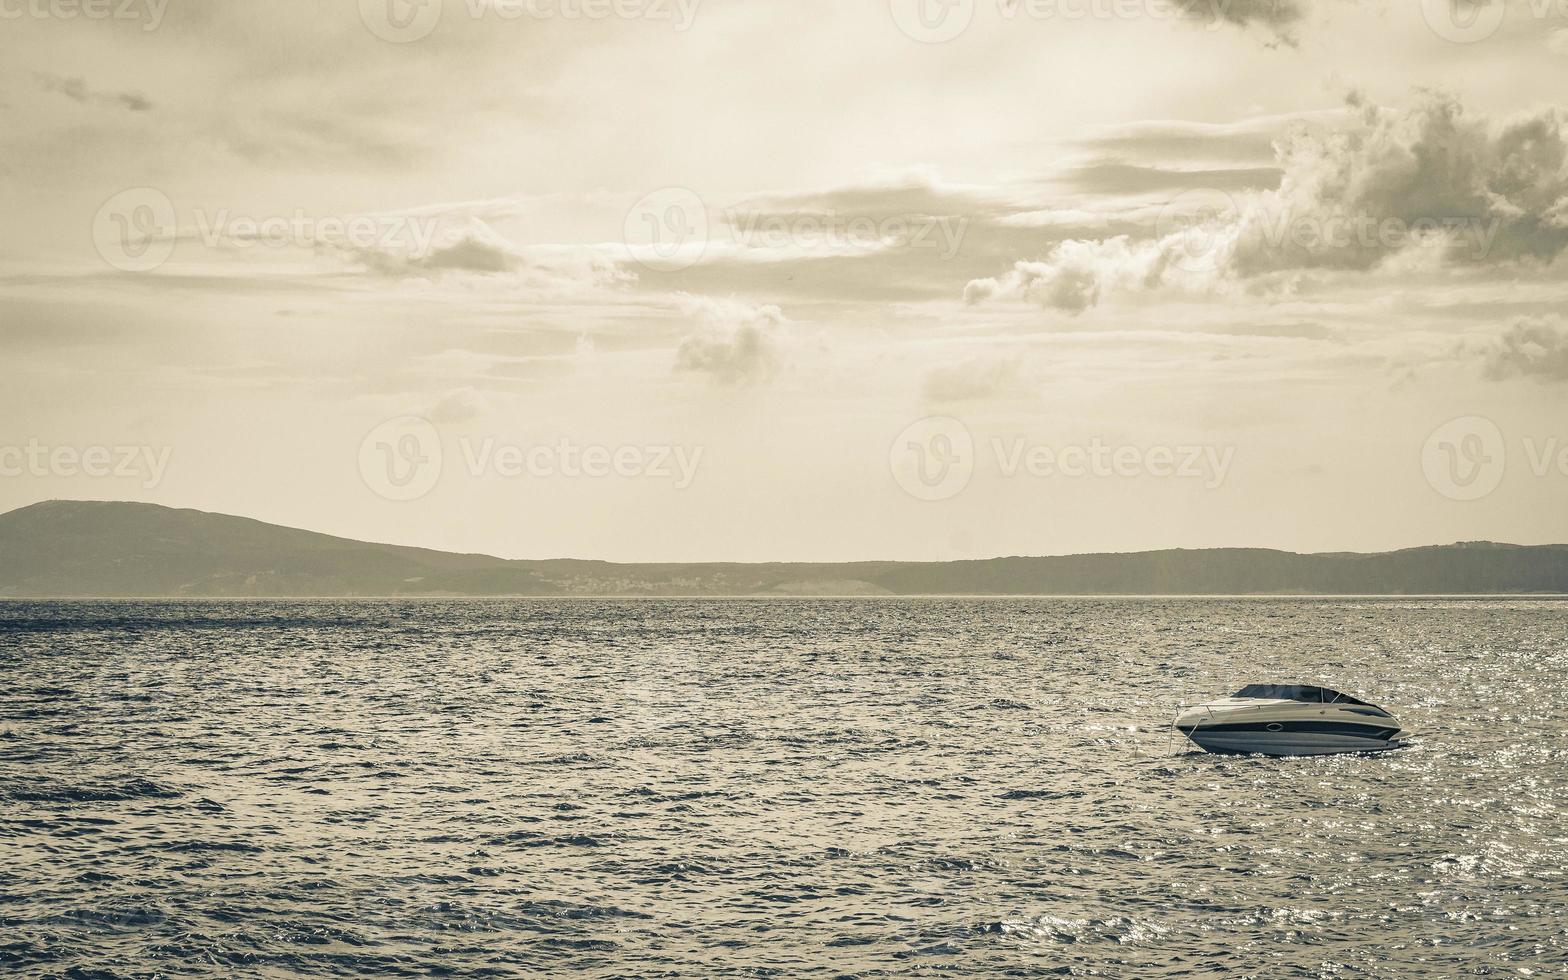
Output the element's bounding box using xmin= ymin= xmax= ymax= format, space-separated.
xmin=2 ymin=500 xmax=1566 ymax=597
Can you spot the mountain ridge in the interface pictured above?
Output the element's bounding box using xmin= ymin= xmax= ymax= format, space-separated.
xmin=2 ymin=500 xmax=1565 ymax=597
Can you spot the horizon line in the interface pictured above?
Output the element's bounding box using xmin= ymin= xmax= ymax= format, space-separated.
xmin=7 ymin=498 xmax=1567 ymax=565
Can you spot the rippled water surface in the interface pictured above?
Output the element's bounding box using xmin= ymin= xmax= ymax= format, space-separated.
xmin=2 ymin=598 xmax=1566 ymax=977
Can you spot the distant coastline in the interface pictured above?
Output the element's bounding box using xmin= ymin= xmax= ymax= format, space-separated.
xmin=4 ymin=500 xmax=1568 ymax=598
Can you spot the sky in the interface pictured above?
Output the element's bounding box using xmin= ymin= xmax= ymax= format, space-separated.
xmin=1 ymin=0 xmax=1566 ymax=561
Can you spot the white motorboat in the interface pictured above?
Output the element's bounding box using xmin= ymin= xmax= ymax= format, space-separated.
xmin=1174 ymin=684 xmax=1406 ymax=756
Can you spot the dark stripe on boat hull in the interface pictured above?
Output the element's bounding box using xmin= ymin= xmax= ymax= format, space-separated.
xmin=1177 ymin=720 xmax=1404 ymax=756
xmin=1179 ymin=721 xmax=1401 ymax=739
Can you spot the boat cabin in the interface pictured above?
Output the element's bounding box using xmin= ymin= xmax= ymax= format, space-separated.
xmin=1232 ymin=684 xmax=1371 ymax=705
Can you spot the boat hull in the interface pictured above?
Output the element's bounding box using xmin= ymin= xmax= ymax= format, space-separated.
xmin=1178 ymin=723 xmax=1404 ymax=756
xmin=1174 ymin=697 xmax=1405 ymax=757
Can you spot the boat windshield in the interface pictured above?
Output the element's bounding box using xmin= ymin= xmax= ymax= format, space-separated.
xmin=1233 ymin=684 xmax=1370 ymax=705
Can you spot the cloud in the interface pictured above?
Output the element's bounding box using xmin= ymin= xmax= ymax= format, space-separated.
xmin=1062 ymin=162 xmax=1281 ymax=195
xmin=717 ymin=171 xmax=981 ymax=262
xmin=428 ymin=389 xmax=488 ymax=424
xmin=673 ymin=295 xmax=787 ymax=386
xmin=342 ymin=220 xmax=632 ymax=291
xmin=922 ymin=353 xmax=1029 ymax=403
xmin=417 ymin=235 xmax=518 ymax=274
xmin=964 ymin=234 xmax=1210 ymax=312
xmin=216 ymin=109 xmax=428 ymax=168
xmin=1241 ymin=91 xmax=1568 ymax=269
xmin=631 ymin=171 xmax=1053 ymax=304
xmin=966 ymin=241 xmax=1115 ymax=313
xmin=341 ymin=220 xmax=514 ymax=276
xmin=34 ymin=73 xmax=152 ymax=112
xmin=967 ymin=92 xmax=1568 ymax=314
xmin=1195 ymin=0 xmax=1307 ymax=46
xmin=1075 ymin=113 xmax=1336 ymax=168
xmin=1484 ymin=315 xmax=1568 ymax=382
xmin=1013 ymin=0 xmax=1305 ymax=45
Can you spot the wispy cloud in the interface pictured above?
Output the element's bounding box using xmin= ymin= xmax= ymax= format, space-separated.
xmin=34 ymin=73 xmax=152 ymax=112
xmin=922 ymin=352 xmax=1030 ymax=404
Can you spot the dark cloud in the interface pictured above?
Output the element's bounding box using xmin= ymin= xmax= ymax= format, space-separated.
xmin=968 ymin=92 xmax=1568 ymax=314
xmin=1202 ymin=0 xmax=1307 ymax=45
xmin=34 ymin=73 xmax=152 ymax=112
xmin=416 ymin=236 xmax=517 ymax=274
xmin=1484 ymin=316 xmax=1568 ymax=382
xmin=1232 ymin=92 xmax=1568 ymax=273
xmin=1078 ymin=119 xmax=1289 ymax=168
xmin=341 ymin=224 xmax=629 ymax=292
